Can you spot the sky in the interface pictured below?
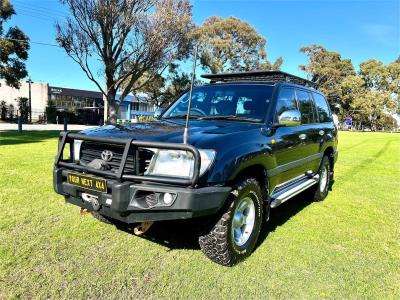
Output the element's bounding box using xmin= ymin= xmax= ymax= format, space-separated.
xmin=5 ymin=0 xmax=400 ymax=92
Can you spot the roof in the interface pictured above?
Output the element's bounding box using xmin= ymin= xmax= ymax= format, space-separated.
xmin=201 ymin=70 xmax=316 ymax=88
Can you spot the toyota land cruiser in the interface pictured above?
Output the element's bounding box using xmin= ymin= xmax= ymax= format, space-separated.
xmin=53 ymin=71 xmax=338 ymax=266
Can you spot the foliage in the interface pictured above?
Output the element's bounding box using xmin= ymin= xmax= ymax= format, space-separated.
xmin=193 ymin=16 xmax=282 ymax=74
xmin=131 ymin=71 xmax=166 ymax=108
xmin=1 ymin=131 xmax=400 ymax=298
xmin=300 ymin=45 xmax=400 ymax=129
xmin=300 ymin=44 xmax=355 ymax=106
xmin=163 ymin=63 xmax=197 ymax=105
xmin=56 ymin=0 xmax=193 ymax=124
xmin=16 ymin=96 xmax=29 ymax=122
xmin=0 ymin=100 xmax=7 ymax=120
xmin=8 ymin=103 xmax=13 ymax=119
xmin=0 ymin=0 xmax=30 ymax=88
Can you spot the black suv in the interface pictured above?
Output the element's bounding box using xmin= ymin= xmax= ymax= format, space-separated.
xmin=54 ymin=71 xmax=338 ymax=266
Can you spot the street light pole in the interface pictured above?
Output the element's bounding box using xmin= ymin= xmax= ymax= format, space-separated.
xmin=26 ymin=77 xmax=33 ymax=123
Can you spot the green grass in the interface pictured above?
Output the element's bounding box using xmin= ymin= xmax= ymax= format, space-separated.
xmin=0 ymin=130 xmax=399 ymax=299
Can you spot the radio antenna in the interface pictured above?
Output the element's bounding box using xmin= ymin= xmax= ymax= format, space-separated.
xmin=183 ymin=43 xmax=199 ymax=144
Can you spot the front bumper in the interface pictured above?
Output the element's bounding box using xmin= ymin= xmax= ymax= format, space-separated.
xmin=54 ymin=168 xmax=231 ymax=223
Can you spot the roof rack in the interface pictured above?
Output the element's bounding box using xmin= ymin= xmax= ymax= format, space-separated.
xmin=201 ymin=70 xmax=316 ymax=88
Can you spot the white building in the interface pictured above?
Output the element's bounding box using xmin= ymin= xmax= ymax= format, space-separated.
xmin=0 ymin=79 xmax=154 ymax=124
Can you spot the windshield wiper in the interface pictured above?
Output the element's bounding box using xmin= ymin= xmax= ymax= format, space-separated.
xmin=199 ymin=115 xmax=261 ymax=122
xmin=163 ymin=114 xmax=202 ymax=120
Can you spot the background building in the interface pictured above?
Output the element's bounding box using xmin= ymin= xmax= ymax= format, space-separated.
xmin=0 ymin=79 xmax=154 ymax=124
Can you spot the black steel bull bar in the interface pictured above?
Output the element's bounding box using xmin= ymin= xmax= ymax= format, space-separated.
xmin=55 ymin=132 xmax=201 ymax=187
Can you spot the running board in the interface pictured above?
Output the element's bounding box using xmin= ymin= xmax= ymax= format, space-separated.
xmin=270 ymin=174 xmax=319 ymax=208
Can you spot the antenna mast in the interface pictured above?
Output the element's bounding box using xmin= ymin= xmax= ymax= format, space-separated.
xmin=183 ymin=44 xmax=199 ymax=144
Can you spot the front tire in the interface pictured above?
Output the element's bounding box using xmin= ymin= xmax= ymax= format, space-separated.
xmin=198 ymin=178 xmax=263 ymax=266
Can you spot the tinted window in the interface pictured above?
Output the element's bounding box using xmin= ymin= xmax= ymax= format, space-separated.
xmin=296 ymin=90 xmax=316 ymax=124
xmin=275 ymin=88 xmax=297 ymax=117
xmin=313 ymin=93 xmax=332 ymax=122
xmin=163 ymin=84 xmax=274 ymax=122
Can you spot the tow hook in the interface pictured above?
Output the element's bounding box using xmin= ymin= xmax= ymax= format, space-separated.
xmin=133 ymin=221 xmax=154 ymax=235
xmin=82 ymin=193 xmax=101 ymax=211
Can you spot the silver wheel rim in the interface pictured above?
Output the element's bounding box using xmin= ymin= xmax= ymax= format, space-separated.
xmin=320 ymin=165 xmax=328 ymax=193
xmin=231 ymin=196 xmax=256 ymax=247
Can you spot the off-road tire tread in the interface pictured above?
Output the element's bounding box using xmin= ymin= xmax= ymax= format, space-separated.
xmin=198 ymin=178 xmax=262 ymax=266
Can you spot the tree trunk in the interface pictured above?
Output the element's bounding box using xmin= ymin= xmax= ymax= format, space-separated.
xmin=105 ymin=91 xmax=119 ymax=125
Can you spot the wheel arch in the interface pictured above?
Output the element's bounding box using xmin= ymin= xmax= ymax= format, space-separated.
xmin=323 ymin=146 xmax=335 ymax=170
xmin=229 ymin=164 xmax=269 ymax=202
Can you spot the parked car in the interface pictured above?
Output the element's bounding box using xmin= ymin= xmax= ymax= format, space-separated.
xmin=54 ymin=71 xmax=338 ymax=266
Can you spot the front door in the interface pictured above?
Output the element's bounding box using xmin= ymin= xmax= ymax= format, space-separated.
xmin=272 ymin=87 xmax=314 ymax=183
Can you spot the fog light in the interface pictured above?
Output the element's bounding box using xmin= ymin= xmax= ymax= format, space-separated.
xmin=163 ymin=193 xmax=174 ymax=205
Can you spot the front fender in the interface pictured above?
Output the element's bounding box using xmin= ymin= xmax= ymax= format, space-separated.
xmin=207 ymin=140 xmax=274 ymax=184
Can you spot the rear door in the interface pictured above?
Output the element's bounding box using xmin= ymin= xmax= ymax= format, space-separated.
xmin=312 ymin=91 xmax=336 ymax=156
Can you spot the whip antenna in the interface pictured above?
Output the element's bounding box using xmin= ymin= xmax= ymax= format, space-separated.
xmin=183 ymin=44 xmax=199 ymax=144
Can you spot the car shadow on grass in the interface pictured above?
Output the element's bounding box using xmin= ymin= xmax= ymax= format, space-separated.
xmin=115 ymin=190 xmax=314 ymax=252
xmin=115 ymin=219 xmax=202 ymax=250
xmin=0 ymin=131 xmax=63 ymax=145
xmin=256 ymin=192 xmax=314 ymax=250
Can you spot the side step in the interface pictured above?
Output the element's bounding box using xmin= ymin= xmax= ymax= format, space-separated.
xmin=270 ymin=174 xmax=319 ymax=208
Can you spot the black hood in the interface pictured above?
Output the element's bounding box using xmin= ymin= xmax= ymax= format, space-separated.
xmin=80 ymin=119 xmax=263 ymax=148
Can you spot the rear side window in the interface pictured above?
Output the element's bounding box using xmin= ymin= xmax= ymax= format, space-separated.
xmin=296 ymin=90 xmax=316 ymax=124
xmin=313 ymin=93 xmax=332 ymax=122
xmin=275 ymin=88 xmax=297 ymax=117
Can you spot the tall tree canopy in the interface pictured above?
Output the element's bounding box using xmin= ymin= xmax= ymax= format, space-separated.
xmin=0 ymin=0 xmax=30 ymax=88
xmin=56 ymin=0 xmax=193 ymax=124
xmin=193 ymin=16 xmax=282 ymax=74
xmin=300 ymin=44 xmax=355 ymax=106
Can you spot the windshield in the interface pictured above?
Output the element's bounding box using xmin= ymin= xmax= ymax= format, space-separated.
xmin=162 ymin=84 xmax=274 ymax=122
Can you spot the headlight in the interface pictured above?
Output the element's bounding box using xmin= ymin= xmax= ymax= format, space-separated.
xmin=73 ymin=139 xmax=83 ymax=162
xmin=146 ymin=149 xmax=216 ymax=178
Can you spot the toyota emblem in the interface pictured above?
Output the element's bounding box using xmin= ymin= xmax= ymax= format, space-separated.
xmin=101 ymin=150 xmax=113 ymax=162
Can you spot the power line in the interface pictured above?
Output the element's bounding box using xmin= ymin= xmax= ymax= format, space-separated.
xmin=16 ymin=7 xmax=65 ymax=21
xmin=0 ymin=37 xmax=61 ymax=48
xmin=13 ymin=0 xmax=68 ymax=17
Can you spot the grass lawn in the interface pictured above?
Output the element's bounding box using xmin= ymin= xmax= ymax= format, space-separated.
xmin=0 ymin=130 xmax=399 ymax=299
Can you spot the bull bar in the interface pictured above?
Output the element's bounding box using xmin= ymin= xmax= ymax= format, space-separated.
xmin=55 ymin=132 xmax=202 ymax=187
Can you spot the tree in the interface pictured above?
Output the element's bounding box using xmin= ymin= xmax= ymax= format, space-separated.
xmin=193 ymin=16 xmax=282 ymax=74
xmin=56 ymin=0 xmax=193 ymax=124
xmin=17 ymin=97 xmax=29 ymax=122
xmin=0 ymin=100 xmax=7 ymax=120
xmin=0 ymin=0 xmax=30 ymax=88
xmin=350 ymin=89 xmax=393 ymax=131
xmin=163 ymin=63 xmax=194 ymax=105
xmin=132 ymin=71 xmax=166 ymax=108
xmin=300 ymin=45 xmax=355 ymax=106
xmin=8 ymin=103 xmax=14 ymax=119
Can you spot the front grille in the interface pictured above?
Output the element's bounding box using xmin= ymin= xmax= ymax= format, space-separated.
xmin=79 ymin=142 xmax=153 ymax=175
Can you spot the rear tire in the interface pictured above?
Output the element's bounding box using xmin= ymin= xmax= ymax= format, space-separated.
xmin=311 ymin=155 xmax=331 ymax=202
xmin=198 ymin=178 xmax=263 ymax=266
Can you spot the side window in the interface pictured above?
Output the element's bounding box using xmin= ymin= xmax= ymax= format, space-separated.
xmin=313 ymin=93 xmax=332 ymax=123
xmin=275 ymin=88 xmax=297 ymax=118
xmin=296 ymin=90 xmax=316 ymax=124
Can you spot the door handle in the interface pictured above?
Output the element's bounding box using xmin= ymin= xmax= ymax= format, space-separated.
xmin=299 ymin=133 xmax=307 ymax=140
xmin=319 ymin=130 xmax=325 ymax=136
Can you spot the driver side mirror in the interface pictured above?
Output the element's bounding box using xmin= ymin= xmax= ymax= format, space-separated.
xmin=154 ymin=107 xmax=163 ymax=118
xmin=278 ymin=109 xmax=301 ymax=127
